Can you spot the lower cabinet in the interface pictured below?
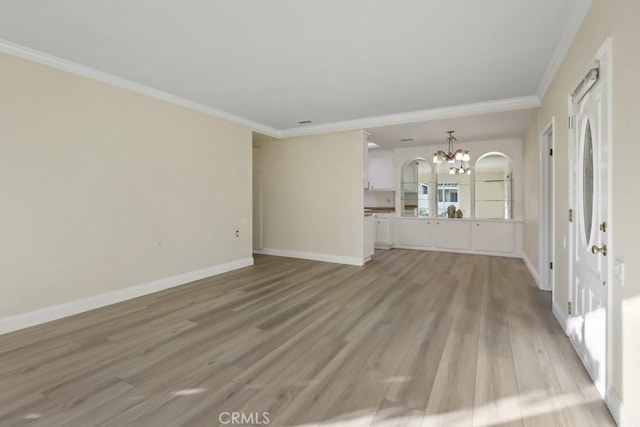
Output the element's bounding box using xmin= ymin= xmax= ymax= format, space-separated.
xmin=374 ymin=216 xmax=394 ymax=249
xmin=397 ymin=218 xmax=433 ymax=247
xmin=435 ymin=220 xmax=472 ymax=250
xmin=395 ymin=218 xmax=521 ymax=256
xmin=472 ymin=221 xmax=515 ymax=253
xmin=363 ymin=215 xmax=375 ymax=262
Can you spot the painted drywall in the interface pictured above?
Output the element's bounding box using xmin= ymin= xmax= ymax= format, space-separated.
xmin=260 ymin=131 xmax=364 ymax=262
xmin=0 ymin=52 xmax=252 ymax=318
xmin=522 ymin=0 xmax=640 ymax=422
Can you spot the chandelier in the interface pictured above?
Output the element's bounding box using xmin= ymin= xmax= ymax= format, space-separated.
xmin=432 ymin=131 xmax=471 ymax=175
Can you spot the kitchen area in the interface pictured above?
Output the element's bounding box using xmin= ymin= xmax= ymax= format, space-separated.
xmin=362 ymin=130 xmax=524 ymax=264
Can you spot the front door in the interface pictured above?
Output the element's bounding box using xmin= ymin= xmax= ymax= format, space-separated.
xmin=569 ymin=45 xmax=610 ymax=398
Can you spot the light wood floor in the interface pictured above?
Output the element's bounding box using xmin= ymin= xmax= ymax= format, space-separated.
xmin=0 ymin=250 xmax=615 ymax=426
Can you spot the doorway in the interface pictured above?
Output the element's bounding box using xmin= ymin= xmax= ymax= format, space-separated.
xmin=568 ymin=39 xmax=612 ymax=399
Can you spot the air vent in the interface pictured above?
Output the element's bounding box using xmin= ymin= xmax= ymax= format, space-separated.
xmin=400 ymin=138 xmax=414 ymax=142
xmin=298 ymin=120 xmax=313 ymax=125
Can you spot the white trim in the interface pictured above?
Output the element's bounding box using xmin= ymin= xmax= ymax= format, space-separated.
xmin=539 ymin=118 xmax=555 ymax=292
xmin=522 ymin=252 xmax=541 ymax=289
xmin=391 ymin=245 xmax=523 ymax=259
xmin=536 ymin=0 xmax=594 ymax=99
xmin=552 ymin=298 xmax=569 ymax=334
xmin=255 ymin=248 xmax=364 ymax=266
xmin=0 ymin=257 xmax=254 ymax=336
xmin=0 ymin=39 xmax=281 ymax=138
xmin=0 ymin=39 xmax=542 ymax=141
xmin=608 ymin=388 xmax=638 ymax=427
xmin=279 ymin=96 xmax=541 ymax=138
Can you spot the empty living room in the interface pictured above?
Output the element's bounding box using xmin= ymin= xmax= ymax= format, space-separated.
xmin=1 ymin=1 xmax=639 ymax=426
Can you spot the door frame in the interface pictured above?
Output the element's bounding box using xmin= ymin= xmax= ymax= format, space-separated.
xmin=567 ymin=37 xmax=613 ymax=401
xmin=539 ymin=118 xmax=555 ymax=292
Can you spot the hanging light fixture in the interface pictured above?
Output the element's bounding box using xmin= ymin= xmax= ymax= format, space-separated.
xmin=433 ymin=131 xmax=471 ymax=175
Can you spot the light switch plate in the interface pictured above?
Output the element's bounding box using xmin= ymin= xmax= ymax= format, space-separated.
xmin=614 ymin=258 xmax=625 ymax=285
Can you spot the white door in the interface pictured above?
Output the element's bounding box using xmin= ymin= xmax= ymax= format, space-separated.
xmin=569 ymin=55 xmax=610 ymax=398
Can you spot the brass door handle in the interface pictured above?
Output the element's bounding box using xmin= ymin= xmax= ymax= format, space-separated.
xmin=592 ymin=244 xmax=608 ymax=256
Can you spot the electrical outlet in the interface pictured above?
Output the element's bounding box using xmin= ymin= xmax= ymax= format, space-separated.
xmin=156 ymin=240 xmax=163 ymax=248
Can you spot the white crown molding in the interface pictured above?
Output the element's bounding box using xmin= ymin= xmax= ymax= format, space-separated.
xmin=0 ymin=257 xmax=254 ymax=335
xmin=279 ymin=96 xmax=541 ymax=139
xmin=536 ymin=0 xmax=594 ymax=100
xmin=0 ymin=39 xmax=542 ymax=141
xmin=0 ymin=39 xmax=282 ymax=138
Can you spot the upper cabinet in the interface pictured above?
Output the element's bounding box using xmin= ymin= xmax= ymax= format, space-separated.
xmin=368 ymin=150 xmax=395 ymax=191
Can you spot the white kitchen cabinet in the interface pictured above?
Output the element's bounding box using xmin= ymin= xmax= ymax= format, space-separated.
xmin=397 ymin=218 xmax=434 ymax=248
xmin=363 ymin=214 xmax=375 ymax=262
xmin=472 ymin=221 xmax=515 ymax=253
xmin=435 ymin=220 xmax=472 ymax=250
xmin=374 ymin=215 xmax=394 ymax=249
xmin=368 ymin=151 xmax=394 ymax=191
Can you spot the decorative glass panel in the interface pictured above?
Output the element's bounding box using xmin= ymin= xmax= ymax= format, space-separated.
xmin=436 ymin=162 xmax=470 ymax=218
xmin=474 ymin=153 xmax=513 ymax=219
xmin=583 ymin=120 xmax=594 ymax=243
xmin=401 ymin=159 xmax=431 ymax=217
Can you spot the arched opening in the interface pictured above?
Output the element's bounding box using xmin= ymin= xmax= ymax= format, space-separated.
xmin=401 ymin=158 xmax=431 ymax=217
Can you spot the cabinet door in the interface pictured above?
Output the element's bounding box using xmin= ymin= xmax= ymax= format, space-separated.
xmin=375 ymin=219 xmax=390 ymax=244
xmin=434 ymin=220 xmax=472 ymax=250
xmin=369 ymin=154 xmax=394 ymax=190
xmin=363 ymin=216 xmax=375 ymax=258
xmin=472 ymin=221 xmax=515 ymax=253
xmin=397 ymin=219 xmax=433 ymax=247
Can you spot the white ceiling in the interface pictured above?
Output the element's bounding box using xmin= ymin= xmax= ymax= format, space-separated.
xmin=0 ymin=0 xmax=585 ymax=135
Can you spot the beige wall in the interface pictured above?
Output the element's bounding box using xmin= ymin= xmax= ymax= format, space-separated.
xmin=522 ymin=0 xmax=640 ymax=421
xmin=260 ymin=131 xmax=364 ymax=262
xmin=522 ymin=113 xmax=541 ymax=271
xmin=0 ymin=52 xmax=252 ymax=318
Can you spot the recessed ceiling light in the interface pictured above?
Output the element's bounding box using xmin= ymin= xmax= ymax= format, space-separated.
xmin=298 ymin=120 xmax=313 ymax=125
xmin=367 ymin=142 xmax=379 ymax=149
xmin=400 ymin=138 xmax=414 ymax=142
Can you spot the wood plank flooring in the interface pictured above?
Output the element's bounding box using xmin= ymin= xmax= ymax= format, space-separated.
xmin=0 ymin=250 xmax=615 ymax=426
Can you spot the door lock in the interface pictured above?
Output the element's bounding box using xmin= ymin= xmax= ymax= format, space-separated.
xmin=599 ymin=222 xmax=608 ymax=232
xmin=591 ymin=244 xmax=608 ymax=256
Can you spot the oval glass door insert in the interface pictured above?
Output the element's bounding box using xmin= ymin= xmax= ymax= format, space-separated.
xmin=583 ymin=119 xmax=594 ymax=244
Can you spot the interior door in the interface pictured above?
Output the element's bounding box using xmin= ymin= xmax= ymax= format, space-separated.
xmin=570 ymin=66 xmax=609 ymax=398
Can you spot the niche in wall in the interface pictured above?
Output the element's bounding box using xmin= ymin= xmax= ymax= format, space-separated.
xmin=474 ymin=152 xmax=513 ymax=219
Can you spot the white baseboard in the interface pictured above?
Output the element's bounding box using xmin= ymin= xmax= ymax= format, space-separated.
xmin=552 ymin=298 xmax=569 ymax=334
xmin=255 ymin=248 xmax=364 ymax=266
xmin=0 ymin=257 xmax=254 ymax=336
xmin=522 ymin=252 xmax=543 ymax=290
xmin=391 ymin=245 xmax=522 ymax=259
xmin=608 ymin=388 xmax=639 ymax=427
